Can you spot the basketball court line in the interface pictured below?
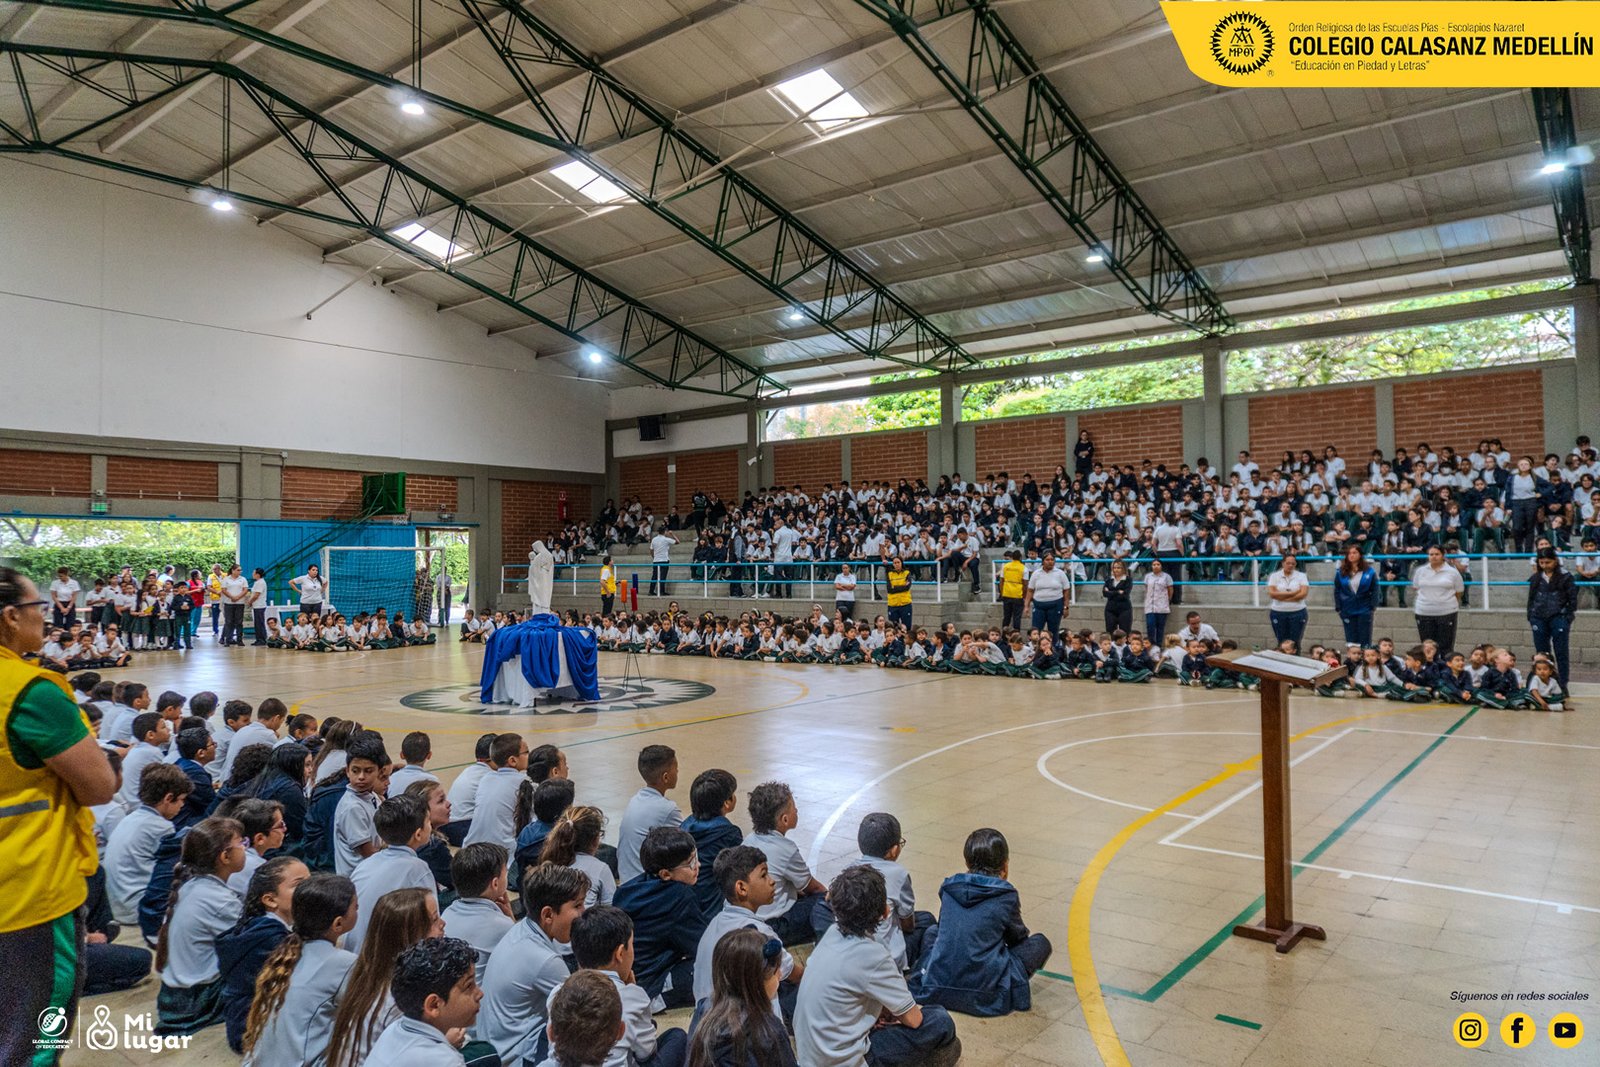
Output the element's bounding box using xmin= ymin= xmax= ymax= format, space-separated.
xmin=1064 ymin=705 xmax=1478 ymax=1067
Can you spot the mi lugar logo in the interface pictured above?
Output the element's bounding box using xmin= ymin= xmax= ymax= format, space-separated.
xmin=1212 ymin=11 xmax=1274 ymax=74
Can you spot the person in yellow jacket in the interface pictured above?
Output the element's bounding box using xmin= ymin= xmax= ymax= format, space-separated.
xmin=0 ymin=567 xmax=116 ymax=1064
xmin=206 ymin=563 xmax=225 ymax=640
xmin=999 ymin=549 xmax=1027 ymax=630
xmin=599 ymin=554 xmax=617 ymax=615
xmin=885 ymin=555 xmax=914 ymax=629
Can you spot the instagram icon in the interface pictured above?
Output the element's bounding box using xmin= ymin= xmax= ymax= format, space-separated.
xmin=1454 ymin=1012 xmax=1488 ymax=1048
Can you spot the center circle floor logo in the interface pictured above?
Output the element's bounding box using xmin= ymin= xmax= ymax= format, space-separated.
xmin=1211 ymin=10 xmax=1274 ymax=75
xmin=401 ymin=677 xmax=715 ymax=715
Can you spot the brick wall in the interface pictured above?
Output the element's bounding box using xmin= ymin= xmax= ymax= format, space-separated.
xmin=619 ymin=457 xmax=668 ymax=513
xmin=672 ymin=449 xmax=740 ymax=510
xmin=501 ymin=480 xmax=595 ymax=564
xmin=405 ymin=474 xmax=459 ymax=512
xmin=105 ymin=456 xmax=218 ymax=501
xmin=0 ymin=448 xmax=92 ymax=496
xmin=974 ymin=415 xmax=1067 ymax=478
xmin=280 ymin=465 xmax=370 ymax=520
xmin=772 ymin=438 xmax=842 ymax=489
xmin=1392 ymin=368 xmax=1546 ymax=461
xmin=851 ymin=429 xmax=928 ymax=485
xmin=1079 ymin=405 xmax=1186 ymax=467
xmin=1249 ymin=386 xmax=1377 ymax=466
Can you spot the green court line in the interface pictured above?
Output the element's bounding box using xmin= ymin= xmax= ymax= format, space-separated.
xmin=1041 ymin=706 xmax=1480 ymax=1003
xmin=1214 ymin=1014 xmax=1263 ymax=1031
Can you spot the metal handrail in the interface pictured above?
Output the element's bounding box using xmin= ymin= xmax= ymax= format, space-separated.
xmin=500 ymin=560 xmax=954 ymax=601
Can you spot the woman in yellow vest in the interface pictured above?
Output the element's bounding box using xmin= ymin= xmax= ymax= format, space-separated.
xmin=599 ymin=555 xmax=617 ymax=615
xmin=885 ymin=555 xmax=914 ymax=629
xmin=206 ymin=563 xmax=225 ymax=639
xmin=0 ymin=567 xmax=116 ymax=1064
xmin=999 ymin=550 xmax=1027 ymax=630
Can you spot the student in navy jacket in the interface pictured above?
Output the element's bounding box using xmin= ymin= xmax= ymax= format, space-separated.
xmin=1332 ymin=545 xmax=1381 ymax=648
xmin=614 ymin=826 xmax=708 ymax=1007
xmin=913 ymin=828 xmax=1051 ymax=1017
xmin=216 ymin=856 xmax=302 ymax=1052
xmin=241 ymin=743 xmax=311 ymax=844
xmin=172 ymin=728 xmax=218 ymax=831
xmin=679 ymin=770 xmax=743 ymax=920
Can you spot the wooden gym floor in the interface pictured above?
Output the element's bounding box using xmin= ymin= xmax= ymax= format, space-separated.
xmin=67 ymin=639 xmax=1599 ymax=1066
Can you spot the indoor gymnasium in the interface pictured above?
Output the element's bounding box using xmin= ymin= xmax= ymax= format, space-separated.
xmin=0 ymin=1 xmax=1596 ymax=1066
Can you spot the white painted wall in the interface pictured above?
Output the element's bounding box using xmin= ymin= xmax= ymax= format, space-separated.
xmin=612 ymin=413 xmax=745 ymax=457
xmin=0 ymin=158 xmax=607 ymax=472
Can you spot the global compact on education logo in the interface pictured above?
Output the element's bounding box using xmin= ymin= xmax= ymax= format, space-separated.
xmin=1211 ymin=10 xmax=1274 ymax=74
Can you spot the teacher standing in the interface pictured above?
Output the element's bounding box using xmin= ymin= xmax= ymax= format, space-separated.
xmin=833 ymin=563 xmax=857 ymax=622
xmin=1410 ymin=545 xmax=1464 ymax=654
xmin=1266 ymin=554 xmax=1309 ymax=650
xmin=289 ymin=563 xmax=326 ymax=618
xmin=1101 ymin=560 xmax=1133 ymax=635
xmin=1528 ymin=548 xmax=1577 ymax=691
xmin=1026 ymin=551 xmax=1070 ymax=641
xmin=0 ymin=567 xmax=116 ymax=1064
xmin=1332 ymin=545 xmax=1380 ymax=648
xmin=1142 ymin=557 xmax=1173 ymax=646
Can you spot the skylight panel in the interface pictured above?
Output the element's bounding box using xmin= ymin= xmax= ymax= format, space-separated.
xmin=391 ymin=222 xmax=469 ymax=262
xmin=773 ymin=69 xmax=869 ymax=132
xmin=551 ymin=160 xmax=630 ymax=204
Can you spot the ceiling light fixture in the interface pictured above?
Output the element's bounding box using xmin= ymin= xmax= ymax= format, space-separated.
xmin=787 ymin=308 xmax=806 ymax=322
xmin=585 ymin=349 xmax=603 ymax=365
xmin=400 ymin=98 xmax=425 ymax=117
xmin=210 ymin=196 xmax=234 ymax=212
xmin=1085 ymin=251 xmax=1105 ymax=263
xmin=1540 ymin=160 xmax=1568 ymax=176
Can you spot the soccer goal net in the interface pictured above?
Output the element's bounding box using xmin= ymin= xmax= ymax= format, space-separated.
xmin=322 ymin=545 xmax=445 ymax=623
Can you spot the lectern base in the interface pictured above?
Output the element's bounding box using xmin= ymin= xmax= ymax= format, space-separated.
xmin=1232 ymin=920 xmax=1326 ymax=954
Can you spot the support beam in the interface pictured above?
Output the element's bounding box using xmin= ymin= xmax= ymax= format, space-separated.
xmin=448 ymin=0 xmax=974 ymax=372
xmin=1531 ymin=88 xmax=1592 ymax=282
xmin=851 ymin=0 xmax=1227 ymax=332
xmin=0 ymin=42 xmax=782 ymax=398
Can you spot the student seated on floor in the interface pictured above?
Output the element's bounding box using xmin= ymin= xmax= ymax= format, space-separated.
xmin=812 ymin=812 xmax=937 ymax=974
xmin=796 ymin=865 xmax=961 ymax=1067
xmin=745 ymin=781 xmax=826 ymax=946
xmin=240 ymin=873 xmax=359 ymax=1067
xmin=679 ymin=769 xmax=742 ymax=921
xmin=532 ymin=970 xmax=624 ymax=1067
xmin=912 ymin=828 xmax=1052 ymax=1018
xmin=477 ymin=863 xmax=590 ymax=1066
xmin=548 ymin=905 xmax=688 ymax=1067
xmin=217 ymin=856 xmax=307 ymax=1053
xmin=365 ymin=937 xmax=484 ymax=1065
xmin=692 ymin=845 xmax=802 ymax=1027
xmin=615 ymin=827 xmax=707 ymax=1011
xmin=685 ymin=928 xmax=798 ymax=1067
xmin=154 ymin=816 xmax=247 ymax=1035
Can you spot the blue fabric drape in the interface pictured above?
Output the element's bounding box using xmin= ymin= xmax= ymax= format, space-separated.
xmin=479 ymin=614 xmax=600 ymax=702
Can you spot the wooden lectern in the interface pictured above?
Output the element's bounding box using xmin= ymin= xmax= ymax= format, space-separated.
xmin=1206 ymin=648 xmax=1347 ymax=954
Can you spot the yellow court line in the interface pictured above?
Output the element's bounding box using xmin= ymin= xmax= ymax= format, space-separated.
xmin=1068 ymin=703 xmax=1446 ymax=1067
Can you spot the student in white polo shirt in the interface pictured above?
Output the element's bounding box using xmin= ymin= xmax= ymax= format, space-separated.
xmin=347 ymin=794 xmax=437 ymax=949
xmin=365 ymin=937 xmax=484 ymax=1067
xmin=442 ymin=733 xmax=497 ymax=846
xmin=464 ymin=733 xmax=530 ymax=854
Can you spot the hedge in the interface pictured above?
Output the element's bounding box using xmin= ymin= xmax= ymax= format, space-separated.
xmin=5 ymin=548 xmax=238 ymax=591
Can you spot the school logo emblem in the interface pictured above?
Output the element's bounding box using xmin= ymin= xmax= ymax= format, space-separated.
xmin=1211 ymin=11 xmax=1273 ymax=74
xmin=400 ymin=677 xmax=715 ymax=715
xmin=37 ymin=1008 xmax=69 ymax=1039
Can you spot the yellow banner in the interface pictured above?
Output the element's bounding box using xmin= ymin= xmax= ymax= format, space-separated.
xmin=1161 ymin=2 xmax=1600 ymax=86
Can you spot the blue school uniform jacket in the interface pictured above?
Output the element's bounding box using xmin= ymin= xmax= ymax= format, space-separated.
xmin=613 ymin=874 xmax=707 ymax=998
xmin=217 ymin=913 xmax=290 ymax=1052
xmin=680 ymin=814 xmax=744 ymax=919
xmin=914 ymin=872 xmax=1034 ymax=1016
xmin=1332 ymin=567 xmax=1380 ymax=618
